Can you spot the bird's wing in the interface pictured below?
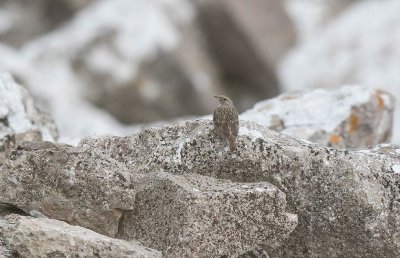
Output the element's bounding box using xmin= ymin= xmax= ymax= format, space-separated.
xmin=218 ymin=106 xmax=239 ymax=138
xmin=227 ymin=107 xmax=239 ymax=137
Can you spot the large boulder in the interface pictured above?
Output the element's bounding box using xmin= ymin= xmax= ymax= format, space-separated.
xmin=0 ymin=140 xmax=297 ymax=257
xmin=279 ymin=0 xmax=400 ymax=144
xmin=1 ymin=119 xmax=400 ymax=257
xmin=241 ymin=86 xmax=394 ymax=148
xmin=117 ymin=172 xmax=296 ymax=257
xmin=0 ymin=214 xmax=161 ymax=258
xmin=75 ymin=120 xmax=400 ymax=257
xmin=0 ymin=70 xmax=58 ymax=163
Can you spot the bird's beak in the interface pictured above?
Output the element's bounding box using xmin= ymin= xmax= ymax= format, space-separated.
xmin=214 ymin=96 xmax=219 ymax=99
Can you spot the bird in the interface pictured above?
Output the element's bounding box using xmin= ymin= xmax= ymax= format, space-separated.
xmin=213 ymin=95 xmax=239 ymax=151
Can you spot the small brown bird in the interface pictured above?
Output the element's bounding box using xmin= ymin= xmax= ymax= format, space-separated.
xmin=213 ymin=95 xmax=239 ymax=151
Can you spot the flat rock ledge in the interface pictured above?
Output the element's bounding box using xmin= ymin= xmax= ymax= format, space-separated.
xmin=1 ymin=119 xmax=400 ymax=257
xmin=0 ymin=214 xmax=161 ymax=258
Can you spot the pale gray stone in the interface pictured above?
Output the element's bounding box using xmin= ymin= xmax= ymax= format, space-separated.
xmin=0 ymin=214 xmax=162 ymax=258
xmin=0 ymin=70 xmax=58 ymax=164
xmin=241 ymin=86 xmax=395 ymax=148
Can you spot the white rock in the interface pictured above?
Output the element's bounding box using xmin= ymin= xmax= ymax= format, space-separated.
xmin=279 ymin=0 xmax=400 ymax=143
xmin=241 ymin=86 xmax=394 ymax=148
xmin=0 ymin=70 xmax=57 ymax=141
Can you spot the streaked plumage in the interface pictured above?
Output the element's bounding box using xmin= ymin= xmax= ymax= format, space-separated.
xmin=213 ymin=95 xmax=239 ymax=151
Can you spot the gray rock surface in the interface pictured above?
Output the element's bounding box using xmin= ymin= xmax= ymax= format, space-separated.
xmin=241 ymin=86 xmax=395 ymax=148
xmin=0 ymin=214 xmax=162 ymax=258
xmin=1 ymin=119 xmax=399 ymax=257
xmin=78 ymin=120 xmax=400 ymax=257
xmin=0 ymin=140 xmax=297 ymax=257
xmin=0 ymin=70 xmax=58 ymax=164
xmin=117 ymin=172 xmax=296 ymax=257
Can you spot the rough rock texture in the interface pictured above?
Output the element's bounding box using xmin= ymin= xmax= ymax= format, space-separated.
xmin=117 ymin=173 xmax=296 ymax=257
xmin=69 ymin=120 xmax=400 ymax=257
xmin=0 ymin=140 xmax=297 ymax=257
xmin=1 ymin=120 xmax=399 ymax=257
xmin=196 ymin=0 xmax=296 ymax=110
xmin=280 ymin=0 xmax=400 ymax=144
xmin=238 ymin=248 xmax=270 ymax=258
xmin=0 ymin=214 xmax=162 ymax=258
xmin=241 ymin=86 xmax=395 ymax=148
xmin=0 ymin=70 xmax=58 ymax=163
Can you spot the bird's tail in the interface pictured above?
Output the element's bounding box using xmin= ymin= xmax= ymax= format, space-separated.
xmin=228 ymin=137 xmax=237 ymax=152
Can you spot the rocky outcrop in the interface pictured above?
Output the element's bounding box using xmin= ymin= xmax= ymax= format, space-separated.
xmin=0 ymin=214 xmax=162 ymax=258
xmin=0 ymin=139 xmax=297 ymax=257
xmin=0 ymin=71 xmax=58 ymax=163
xmin=72 ymin=120 xmax=400 ymax=257
xmin=241 ymin=86 xmax=395 ymax=148
xmin=280 ymin=0 xmax=400 ymax=144
xmin=1 ymin=119 xmax=399 ymax=257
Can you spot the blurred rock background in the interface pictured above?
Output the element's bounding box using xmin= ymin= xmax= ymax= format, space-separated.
xmin=0 ymin=0 xmax=398 ymax=144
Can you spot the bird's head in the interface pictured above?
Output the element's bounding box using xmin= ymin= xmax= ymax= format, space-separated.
xmin=214 ymin=95 xmax=233 ymax=105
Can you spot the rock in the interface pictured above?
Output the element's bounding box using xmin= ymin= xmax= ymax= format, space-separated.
xmin=238 ymin=248 xmax=270 ymax=258
xmin=77 ymin=120 xmax=400 ymax=257
xmin=1 ymin=119 xmax=400 ymax=256
xmin=0 ymin=214 xmax=162 ymax=258
xmin=279 ymin=0 xmax=400 ymax=144
xmin=117 ymin=173 xmax=297 ymax=257
xmin=241 ymin=86 xmax=395 ymax=148
xmin=0 ymin=70 xmax=58 ymax=163
xmin=0 ymin=204 xmax=27 ymax=218
xmin=357 ymin=144 xmax=400 ymax=160
xmin=195 ymin=0 xmax=297 ymax=110
xmin=0 ymin=140 xmax=297 ymax=257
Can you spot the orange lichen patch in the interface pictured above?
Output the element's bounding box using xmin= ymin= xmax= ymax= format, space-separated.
xmin=375 ymin=91 xmax=385 ymax=111
xmin=329 ymin=134 xmax=341 ymax=145
xmin=348 ymin=113 xmax=359 ymax=135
